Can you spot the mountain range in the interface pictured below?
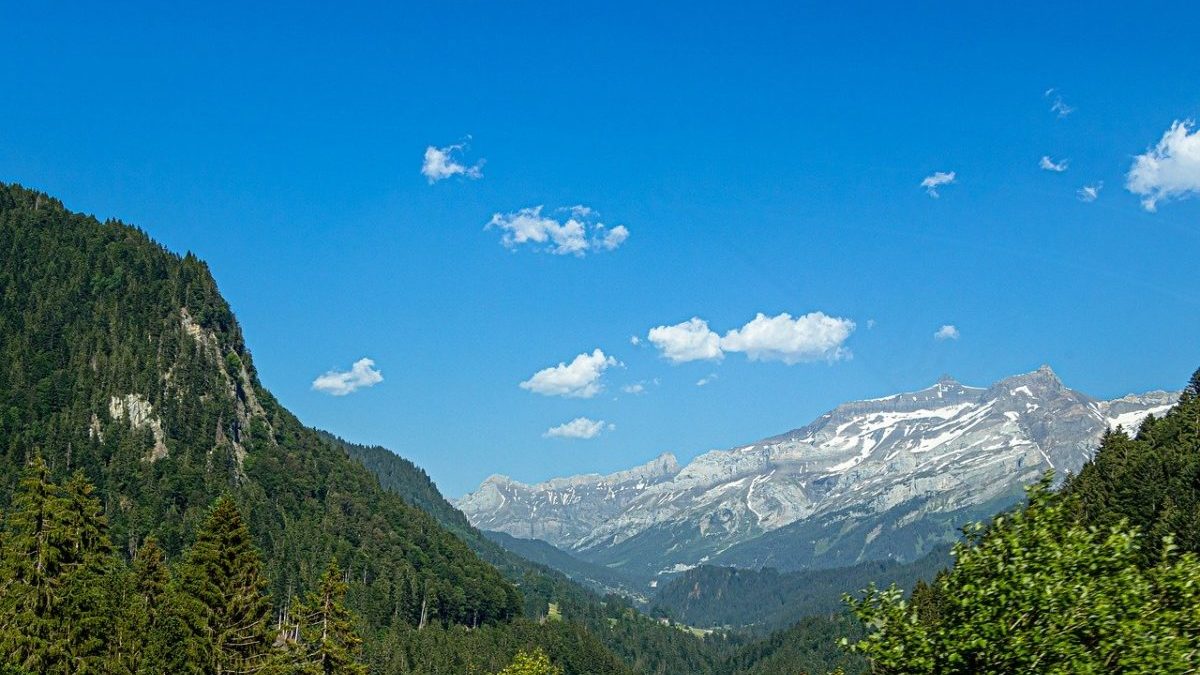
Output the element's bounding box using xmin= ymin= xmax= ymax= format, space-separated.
xmin=458 ymin=368 xmax=1176 ymax=582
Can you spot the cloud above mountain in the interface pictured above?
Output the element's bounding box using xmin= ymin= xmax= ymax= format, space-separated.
xmin=1039 ymin=156 xmax=1068 ymax=172
xmin=647 ymin=317 xmax=723 ymax=363
xmin=520 ymin=349 xmax=618 ymax=398
xmin=486 ymin=205 xmax=629 ymax=255
xmin=421 ymin=140 xmax=483 ymax=183
xmin=1078 ymin=182 xmax=1103 ymax=202
xmin=721 ymin=312 xmax=855 ymax=363
xmin=921 ymin=171 xmax=956 ymax=197
xmin=544 ymin=417 xmax=613 ymax=439
xmin=646 ymin=312 xmax=855 ymax=365
xmin=934 ymin=324 xmax=960 ymax=341
xmin=1126 ymin=120 xmax=1200 ymax=212
xmin=311 ymin=358 xmax=383 ymax=396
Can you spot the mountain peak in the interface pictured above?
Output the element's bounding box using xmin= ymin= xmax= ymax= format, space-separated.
xmin=991 ymin=364 xmax=1065 ymax=391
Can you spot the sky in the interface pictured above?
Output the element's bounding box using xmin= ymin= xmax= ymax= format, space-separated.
xmin=2 ymin=2 xmax=1199 ymax=497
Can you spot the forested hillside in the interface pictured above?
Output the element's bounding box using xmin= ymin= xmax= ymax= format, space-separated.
xmin=653 ymin=547 xmax=950 ymax=633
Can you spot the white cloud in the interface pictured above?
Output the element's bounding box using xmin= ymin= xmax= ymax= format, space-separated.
xmin=1045 ymin=88 xmax=1074 ymax=118
xmin=647 ymin=317 xmax=723 ymax=363
xmin=1125 ymin=120 xmax=1200 ymax=212
xmin=520 ymin=349 xmax=617 ymax=398
xmin=596 ymin=224 xmax=630 ymax=251
xmin=544 ymin=417 xmax=613 ymax=440
xmin=421 ymin=140 xmax=483 ymax=183
xmin=621 ymin=382 xmax=646 ymax=395
xmin=696 ymin=373 xmax=718 ymax=387
xmin=1039 ymin=156 xmax=1069 ymax=172
xmin=486 ymin=206 xmax=630 ymax=256
xmin=629 ymin=335 xmax=641 ymax=346
xmin=934 ymin=324 xmax=960 ymax=341
xmin=720 ymin=312 xmax=855 ymax=364
xmin=311 ymin=358 xmax=383 ymax=396
xmin=920 ymin=171 xmax=956 ymax=198
xmin=1077 ymin=182 xmax=1103 ymax=202
xmin=866 ymin=319 xmax=877 ymax=330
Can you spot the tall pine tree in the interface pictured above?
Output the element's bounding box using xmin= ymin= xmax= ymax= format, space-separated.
xmin=286 ymin=560 xmax=367 ymax=675
xmin=177 ymin=497 xmax=274 ymax=674
xmin=0 ymin=458 xmax=113 ymax=673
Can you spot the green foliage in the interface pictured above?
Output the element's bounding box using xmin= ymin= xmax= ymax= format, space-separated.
xmin=0 ymin=457 xmax=112 ymax=673
xmin=722 ymin=615 xmax=866 ymax=675
xmin=496 ymin=648 xmax=564 ymax=675
xmin=1062 ymin=383 xmax=1200 ymax=561
xmin=281 ymin=560 xmax=367 ymax=675
xmin=176 ymin=497 xmax=274 ymax=672
xmin=849 ymin=479 xmax=1200 ymax=673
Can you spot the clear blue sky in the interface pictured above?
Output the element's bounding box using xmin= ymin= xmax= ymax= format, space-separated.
xmin=3 ymin=2 xmax=1199 ymax=496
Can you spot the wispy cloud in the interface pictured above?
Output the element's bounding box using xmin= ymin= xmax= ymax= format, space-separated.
xmin=921 ymin=171 xmax=956 ymax=198
xmin=934 ymin=325 xmax=960 ymax=341
xmin=1077 ymin=182 xmax=1103 ymax=202
xmin=312 ymin=358 xmax=383 ymax=396
xmin=520 ymin=349 xmax=618 ymax=398
xmin=695 ymin=373 xmax=718 ymax=387
xmin=421 ymin=139 xmax=484 ymax=183
xmin=486 ymin=206 xmax=629 ymax=256
xmin=1039 ymin=156 xmax=1069 ymax=172
xmin=1126 ymin=120 xmax=1200 ymax=212
xmin=1045 ymin=88 xmax=1074 ymax=118
xmin=544 ymin=417 xmax=613 ymax=439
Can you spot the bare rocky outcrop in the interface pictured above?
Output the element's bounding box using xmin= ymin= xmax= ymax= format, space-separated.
xmin=108 ymin=394 xmax=169 ymax=461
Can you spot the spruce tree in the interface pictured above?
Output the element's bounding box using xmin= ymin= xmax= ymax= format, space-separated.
xmin=292 ymin=561 xmax=366 ymax=675
xmin=0 ymin=456 xmax=69 ymax=672
xmin=0 ymin=458 xmax=114 ymax=673
xmin=177 ymin=497 xmax=274 ymax=674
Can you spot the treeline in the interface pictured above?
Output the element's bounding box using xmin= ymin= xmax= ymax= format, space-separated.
xmin=849 ymin=369 xmax=1200 ymax=673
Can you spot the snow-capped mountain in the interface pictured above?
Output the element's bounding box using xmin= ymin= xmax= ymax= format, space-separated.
xmin=457 ymin=367 xmax=1176 ymax=582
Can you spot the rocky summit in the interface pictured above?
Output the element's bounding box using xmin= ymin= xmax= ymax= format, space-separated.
xmin=458 ymin=367 xmax=1176 ymax=582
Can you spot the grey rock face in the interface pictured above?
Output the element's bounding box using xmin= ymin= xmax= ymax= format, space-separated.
xmin=458 ymin=367 xmax=1177 ymax=581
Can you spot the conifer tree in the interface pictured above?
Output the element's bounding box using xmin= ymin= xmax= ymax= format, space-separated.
xmin=177 ymin=497 xmax=274 ymax=674
xmin=291 ymin=560 xmax=366 ymax=675
xmin=0 ymin=456 xmax=68 ymax=672
xmin=0 ymin=458 xmax=115 ymax=673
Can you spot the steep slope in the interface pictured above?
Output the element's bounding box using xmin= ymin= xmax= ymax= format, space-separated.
xmin=482 ymin=530 xmax=644 ymax=600
xmin=460 ymin=369 xmax=1175 ymax=581
xmin=0 ymin=184 xmax=520 ymax=641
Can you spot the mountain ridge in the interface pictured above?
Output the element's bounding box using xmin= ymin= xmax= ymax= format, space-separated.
xmin=459 ymin=367 xmax=1176 ymax=582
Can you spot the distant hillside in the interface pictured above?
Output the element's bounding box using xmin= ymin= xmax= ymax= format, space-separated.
xmin=483 ymin=530 xmax=645 ymax=600
xmin=653 ymin=547 xmax=951 ymax=633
